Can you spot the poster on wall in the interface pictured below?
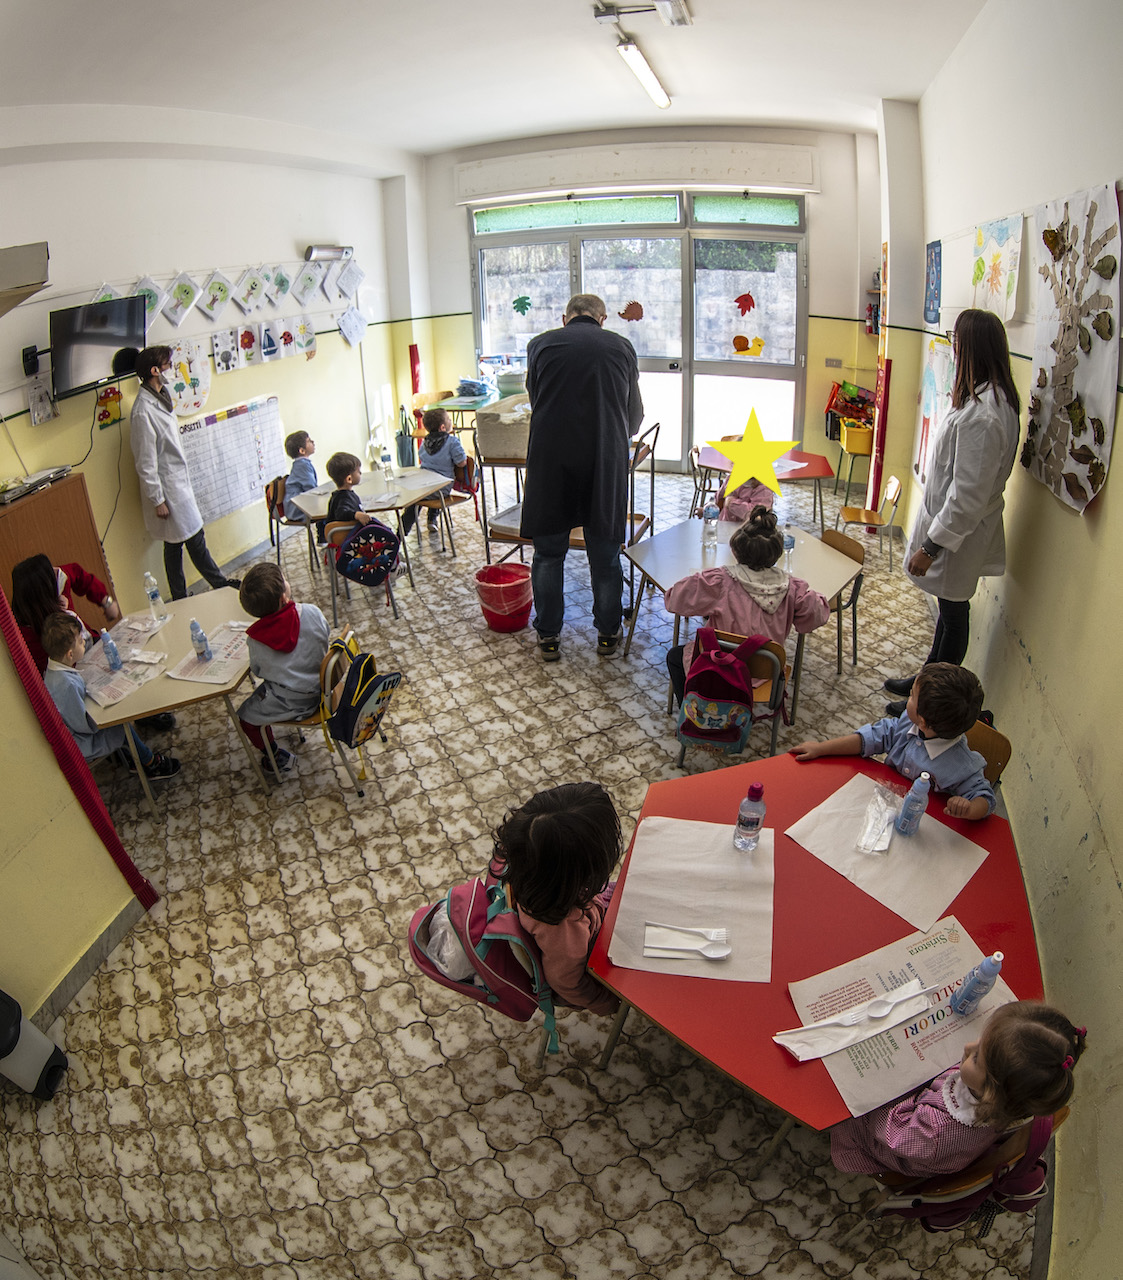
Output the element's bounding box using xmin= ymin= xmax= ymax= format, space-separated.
xmin=162 ymin=273 xmax=202 ymax=328
xmin=971 ymin=215 xmax=1022 ymax=320
xmin=913 ymin=336 xmax=954 ymax=485
xmin=1022 ymin=183 xmax=1120 ymax=512
xmin=212 ymin=328 xmax=242 ymax=374
xmin=169 ymin=339 xmax=211 ymax=415
xmin=924 ymin=241 xmax=942 ymax=325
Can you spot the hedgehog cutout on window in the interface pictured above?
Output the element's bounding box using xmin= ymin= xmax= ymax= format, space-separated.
xmin=618 ymin=301 xmax=644 ymax=321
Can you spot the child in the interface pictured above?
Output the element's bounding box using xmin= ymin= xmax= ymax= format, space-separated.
xmin=491 ymin=783 xmax=621 ymax=1016
xmin=12 ymin=552 xmax=121 ymax=675
xmin=791 ymin=662 xmax=995 ymax=819
xmin=716 ymin=475 xmax=774 ymax=523
xmin=402 ymin=408 xmax=466 ymax=536
xmin=40 ymin=613 xmax=180 ymax=779
xmin=236 ymin=562 xmax=330 ymax=773
xmin=325 ymin=452 xmax=372 ymax=528
xmin=664 ymin=505 xmax=830 ymax=705
xmin=832 ymin=1001 xmax=1085 ymax=1179
xmin=282 ymin=430 xmax=325 ymax=539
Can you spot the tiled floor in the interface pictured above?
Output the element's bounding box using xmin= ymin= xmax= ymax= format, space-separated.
xmin=0 ymin=470 xmax=1038 ymax=1279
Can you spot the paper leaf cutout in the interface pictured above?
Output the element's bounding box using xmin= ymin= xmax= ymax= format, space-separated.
xmin=512 ymin=295 xmax=532 ymax=315
xmin=734 ymin=291 xmax=756 ymax=316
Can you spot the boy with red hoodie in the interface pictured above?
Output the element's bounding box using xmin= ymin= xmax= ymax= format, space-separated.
xmin=237 ymin=562 xmax=330 ymax=774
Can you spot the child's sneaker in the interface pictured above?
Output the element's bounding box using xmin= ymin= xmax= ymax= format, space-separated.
xmin=263 ymin=747 xmax=296 ymax=774
xmin=143 ymin=753 xmax=181 ymax=780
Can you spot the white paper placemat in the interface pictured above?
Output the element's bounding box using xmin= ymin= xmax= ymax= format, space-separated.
xmin=166 ymin=624 xmax=248 ymax=685
xmin=606 ymin=816 xmax=774 ymax=982
xmin=785 ymin=773 xmax=989 ymax=930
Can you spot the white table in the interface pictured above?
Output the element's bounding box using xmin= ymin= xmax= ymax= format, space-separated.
xmin=623 ymin=519 xmax=860 ymax=720
xmin=87 ymin=588 xmax=267 ymax=817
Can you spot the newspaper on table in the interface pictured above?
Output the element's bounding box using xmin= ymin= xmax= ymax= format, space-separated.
xmin=786 ymin=915 xmax=1015 ymax=1117
xmin=166 ymin=623 xmax=248 ymax=685
xmin=77 ymin=621 xmax=167 ymax=708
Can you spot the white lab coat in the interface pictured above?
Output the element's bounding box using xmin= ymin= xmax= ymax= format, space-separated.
xmin=130 ymin=384 xmax=203 ymax=544
xmin=904 ymin=385 xmax=1020 ymax=602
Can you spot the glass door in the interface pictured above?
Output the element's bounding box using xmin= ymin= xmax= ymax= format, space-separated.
xmin=478 ymin=242 xmax=570 ymax=360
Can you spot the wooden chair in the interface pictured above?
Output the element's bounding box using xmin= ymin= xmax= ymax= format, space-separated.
xmin=966 ymin=720 xmax=1013 ymax=784
xmin=412 ymin=455 xmax=479 ymax=558
xmin=836 ymin=474 xmax=903 ymax=571
xmin=265 ymin=475 xmax=319 ymax=575
xmin=689 ymin=445 xmax=719 ymax=518
xmin=262 ymin=625 xmax=395 ymax=796
xmin=675 ymin=631 xmax=789 ymax=766
xmin=818 ymin=529 xmax=865 ymax=673
xmin=324 ymin=521 xmax=399 ymax=627
xmin=411 ymin=390 xmax=454 ymax=431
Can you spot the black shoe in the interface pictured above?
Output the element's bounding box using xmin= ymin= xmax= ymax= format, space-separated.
xmin=883 ymin=675 xmax=917 ymax=697
xmin=886 ymin=699 xmax=907 ymax=717
xmin=263 ymin=747 xmax=296 ymax=774
xmin=597 ymin=631 xmax=623 ymax=659
xmin=222 ymin=578 xmax=242 ymax=591
xmin=537 ymin=635 xmax=561 ymax=663
xmin=136 ymin=712 xmax=176 ymax=733
xmin=143 ymin=753 xmax=181 ymax=780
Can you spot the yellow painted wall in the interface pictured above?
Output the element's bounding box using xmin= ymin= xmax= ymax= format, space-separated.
xmin=0 ymin=647 xmax=135 ymax=1012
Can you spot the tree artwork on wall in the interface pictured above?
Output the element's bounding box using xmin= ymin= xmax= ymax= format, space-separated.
xmin=1021 ymin=183 xmax=1120 ymax=513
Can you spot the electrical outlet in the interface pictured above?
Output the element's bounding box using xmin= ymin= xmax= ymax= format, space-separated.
xmin=825 ymin=358 xmax=842 ymax=368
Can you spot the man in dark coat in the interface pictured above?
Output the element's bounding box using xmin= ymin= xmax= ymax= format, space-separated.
xmin=520 ymin=294 xmax=643 ymax=660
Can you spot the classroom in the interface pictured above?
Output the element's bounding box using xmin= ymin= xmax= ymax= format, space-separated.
xmin=0 ymin=0 xmax=1119 ymax=1276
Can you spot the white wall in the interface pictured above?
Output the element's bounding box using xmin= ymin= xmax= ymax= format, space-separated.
xmin=919 ymin=0 xmax=1123 ymax=1271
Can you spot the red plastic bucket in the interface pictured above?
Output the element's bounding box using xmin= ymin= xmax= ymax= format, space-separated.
xmin=475 ymin=563 xmax=533 ymax=632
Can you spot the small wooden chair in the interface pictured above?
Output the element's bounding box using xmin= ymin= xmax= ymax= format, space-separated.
xmin=265 ymin=476 xmax=319 ymax=575
xmin=412 ymin=390 xmax=454 ymax=431
xmin=324 ymin=521 xmax=399 ymax=627
xmin=836 ymin=474 xmax=903 ymax=570
xmin=818 ymin=529 xmax=865 ymax=673
xmin=413 ymin=456 xmax=479 ymax=557
xmin=965 ymin=720 xmax=1013 ymax=784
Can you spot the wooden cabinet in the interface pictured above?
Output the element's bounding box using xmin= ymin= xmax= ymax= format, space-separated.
xmin=0 ymin=473 xmax=115 ymax=633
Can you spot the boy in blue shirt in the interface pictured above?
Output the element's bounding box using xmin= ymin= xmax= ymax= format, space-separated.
xmin=283 ymin=430 xmax=325 ymax=541
xmin=791 ymin=662 xmax=994 ymax=819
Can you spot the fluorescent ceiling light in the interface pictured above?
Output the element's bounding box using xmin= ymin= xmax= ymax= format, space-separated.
xmin=653 ymin=0 xmax=692 ymax=26
xmin=617 ymin=39 xmax=671 ymax=109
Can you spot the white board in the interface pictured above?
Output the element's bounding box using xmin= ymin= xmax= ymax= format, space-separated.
xmin=178 ymin=395 xmax=286 ymax=525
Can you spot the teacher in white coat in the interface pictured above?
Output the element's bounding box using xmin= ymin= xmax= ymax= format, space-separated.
xmin=127 ymin=345 xmax=240 ymax=600
xmin=883 ymin=310 xmax=1021 ymax=714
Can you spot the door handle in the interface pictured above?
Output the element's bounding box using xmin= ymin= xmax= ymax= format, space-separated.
xmin=668 ymin=362 xmax=680 ymax=371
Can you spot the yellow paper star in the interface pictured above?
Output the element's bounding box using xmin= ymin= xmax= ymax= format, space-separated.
xmin=707 ymin=409 xmax=794 ymax=497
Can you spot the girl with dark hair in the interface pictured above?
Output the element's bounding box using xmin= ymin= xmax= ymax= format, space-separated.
xmin=832 ymin=1001 xmax=1085 ymax=1179
xmin=663 ymin=504 xmax=829 ymax=705
xmin=885 ymin=309 xmax=1021 ymax=711
xmin=11 ymin=552 xmax=120 ymax=674
xmin=492 ymin=782 xmax=621 ymax=1015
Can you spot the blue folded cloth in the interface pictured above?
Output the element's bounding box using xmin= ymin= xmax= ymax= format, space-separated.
xmin=457 ymin=379 xmax=490 ymax=397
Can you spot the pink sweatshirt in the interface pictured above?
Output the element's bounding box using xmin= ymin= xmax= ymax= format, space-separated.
xmin=717 ymin=477 xmax=775 ymax=522
xmin=517 ymin=892 xmax=619 ymax=1016
xmin=664 ymin=566 xmax=830 ymax=669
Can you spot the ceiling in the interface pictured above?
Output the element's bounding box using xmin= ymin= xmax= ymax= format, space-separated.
xmin=1 ymin=0 xmax=990 ymax=156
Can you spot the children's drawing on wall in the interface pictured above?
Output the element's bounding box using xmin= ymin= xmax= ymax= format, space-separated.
xmin=168 ymin=340 xmax=211 ymax=414
xmin=924 ymin=241 xmax=941 ymax=325
xmin=28 ymin=374 xmax=59 ymax=426
xmin=293 ymin=314 xmax=317 ymax=356
xmin=971 ymin=216 xmax=1022 ymax=320
xmin=617 ymin=300 xmax=643 ymax=321
xmin=233 ymin=269 xmax=267 ymax=314
xmin=734 ymin=291 xmax=755 ymax=316
xmin=197 ymin=271 xmax=233 ymax=322
xmin=212 ymin=328 xmax=241 ymax=374
xmin=96 ymin=384 xmax=122 ymax=426
xmin=277 ymin=319 xmax=297 ymax=358
xmin=162 ymin=273 xmax=201 ymax=327
xmin=321 ymin=262 xmax=345 ymax=303
xmin=512 ymin=295 xmax=532 ymax=315
xmin=290 ymin=264 xmax=324 ymax=308
xmin=134 ymin=276 xmax=168 ymax=325
xmin=239 ymin=324 xmax=262 ymax=367
xmin=732 ymin=335 xmax=765 ymax=356
xmin=260 ymin=319 xmax=280 ymax=361
xmin=336 ymin=260 xmax=365 ymax=300
xmin=1022 ymin=183 xmax=1119 ymax=512
xmin=337 ymin=306 xmax=366 ymax=347
xmin=913 ymin=335 xmax=954 ymax=485
xmin=90 ymin=283 xmax=122 ymax=303
xmin=267 ymin=266 xmax=292 ymax=305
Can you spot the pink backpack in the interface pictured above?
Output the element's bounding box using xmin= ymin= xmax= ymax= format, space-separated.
xmin=408 ymin=873 xmax=559 ymax=1054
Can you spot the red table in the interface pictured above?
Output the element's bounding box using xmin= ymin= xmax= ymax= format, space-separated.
xmin=589 ymin=754 xmax=1042 ymax=1133
xmin=698 ymin=447 xmax=835 ymax=531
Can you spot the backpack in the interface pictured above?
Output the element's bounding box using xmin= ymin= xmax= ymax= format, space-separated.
xmin=324 ymin=639 xmax=401 ymax=749
xmin=870 ymin=1114 xmax=1056 ymax=1234
xmin=408 ymin=872 xmax=559 ymax=1054
xmin=334 ymin=518 xmax=400 ymax=588
xmin=396 ymin=404 xmax=417 ymax=467
xmin=678 ymin=628 xmax=786 ymax=752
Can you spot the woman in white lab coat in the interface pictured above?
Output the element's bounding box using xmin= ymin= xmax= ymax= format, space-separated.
xmin=128 ymin=345 xmax=239 ymax=600
xmin=883 ymin=310 xmax=1021 ymax=708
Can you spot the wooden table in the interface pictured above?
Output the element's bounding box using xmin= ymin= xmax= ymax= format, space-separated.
xmin=86 ymin=588 xmax=266 ymax=818
xmin=588 ymin=754 xmax=1043 ymax=1137
xmin=622 ymin=518 xmax=859 ymax=720
xmin=697 ymin=447 xmax=835 ymax=532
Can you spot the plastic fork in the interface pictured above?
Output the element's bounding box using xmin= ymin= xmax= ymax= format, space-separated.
xmin=645 ymin=922 xmax=729 ymax=943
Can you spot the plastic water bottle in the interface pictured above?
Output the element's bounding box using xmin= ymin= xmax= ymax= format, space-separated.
xmin=143 ymin=571 xmax=168 ymax=621
xmin=783 ymin=524 xmax=795 ymax=571
xmin=702 ymin=502 xmax=720 ymax=548
xmin=189 ymin=618 xmax=212 ymax=661
xmin=100 ymin=628 xmax=123 ymax=671
xmin=733 ymin=782 xmax=766 ymax=851
xmin=380 ymin=443 xmax=395 ymax=490
xmin=951 ymin=951 xmax=1004 ymax=1016
xmin=894 ymin=771 xmax=931 ymax=836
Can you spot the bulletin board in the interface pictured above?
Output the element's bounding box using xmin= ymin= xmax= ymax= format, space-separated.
xmin=178 ymin=395 xmax=286 ymax=525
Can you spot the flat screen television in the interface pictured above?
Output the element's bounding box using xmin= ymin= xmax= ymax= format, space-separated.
xmin=49 ymin=296 xmax=146 ymax=400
